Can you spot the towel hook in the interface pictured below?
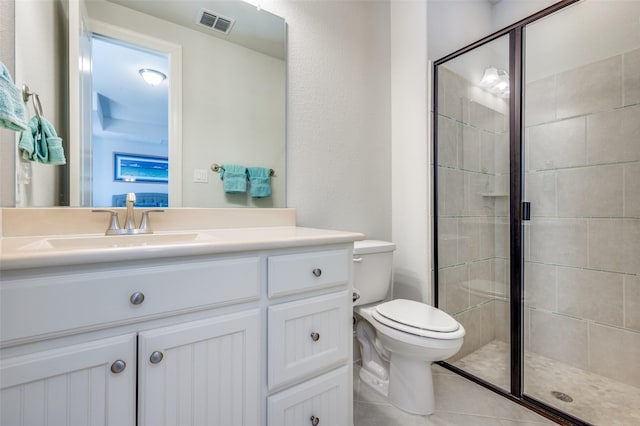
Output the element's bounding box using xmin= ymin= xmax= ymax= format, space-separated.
xmin=22 ymin=84 xmax=33 ymax=103
xmin=22 ymin=85 xmax=44 ymax=123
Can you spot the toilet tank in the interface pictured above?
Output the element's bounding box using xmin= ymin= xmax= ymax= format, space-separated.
xmin=353 ymin=240 xmax=396 ymax=305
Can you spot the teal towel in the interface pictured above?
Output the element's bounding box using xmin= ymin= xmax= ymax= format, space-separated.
xmin=19 ymin=116 xmax=66 ymax=165
xmin=220 ymin=164 xmax=247 ymax=193
xmin=0 ymin=61 xmax=28 ymax=131
xmin=247 ymin=167 xmax=272 ymax=198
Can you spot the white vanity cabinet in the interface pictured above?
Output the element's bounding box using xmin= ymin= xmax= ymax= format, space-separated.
xmin=0 ymin=240 xmax=355 ymax=426
xmin=266 ymin=249 xmax=353 ymax=426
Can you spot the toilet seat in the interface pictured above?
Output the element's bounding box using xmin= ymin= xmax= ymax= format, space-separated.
xmin=371 ymin=299 xmax=462 ymax=339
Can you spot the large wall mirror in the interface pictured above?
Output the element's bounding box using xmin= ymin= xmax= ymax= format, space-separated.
xmin=14 ymin=0 xmax=286 ymax=208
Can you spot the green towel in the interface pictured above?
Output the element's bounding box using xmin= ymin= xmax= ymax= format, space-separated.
xmin=0 ymin=61 xmax=28 ymax=131
xmin=18 ymin=116 xmax=66 ymax=165
xmin=220 ymin=164 xmax=247 ymax=193
xmin=247 ymin=167 xmax=272 ymax=198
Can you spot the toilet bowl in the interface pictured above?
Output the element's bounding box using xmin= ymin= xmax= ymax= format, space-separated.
xmin=353 ymin=240 xmax=465 ymax=415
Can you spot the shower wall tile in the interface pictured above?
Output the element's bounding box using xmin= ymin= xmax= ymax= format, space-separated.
xmin=478 ymin=218 xmax=496 ymax=259
xmin=625 ymin=274 xmax=640 ymax=331
xmin=441 ymin=168 xmax=465 ymax=216
xmin=589 ymin=323 xmax=640 ymax=387
xmin=623 ymin=48 xmax=640 ymax=107
xmin=494 ymin=218 xmax=510 ymax=259
xmin=525 ymin=171 xmax=556 ymax=217
xmin=469 ymin=101 xmax=502 ymax=133
xmin=529 ymin=309 xmax=588 ymax=369
xmin=494 ymin=300 xmax=510 ymax=343
xmin=586 ymin=104 xmax=640 ymax=164
xmin=440 ymin=67 xmax=465 ymax=121
xmin=458 ymin=217 xmax=481 ymax=263
xmin=557 ymin=267 xmax=624 ymax=327
xmin=494 ymin=132 xmax=509 ymax=175
xmin=529 ymin=218 xmax=588 ymax=268
xmin=588 ymin=219 xmax=640 ymax=274
xmin=438 ymin=217 xmax=458 ymax=268
xmin=480 ymin=131 xmax=496 ymax=174
xmin=453 ymin=301 xmax=496 ymax=360
xmin=464 ymin=172 xmax=493 ymax=215
xmin=525 ymin=75 xmax=556 ymax=126
xmin=524 ymin=261 xmax=556 ymax=311
xmin=624 ymin=163 xmax=640 ymax=217
xmin=441 ymin=264 xmax=470 ymax=315
xmin=469 ymin=260 xmax=493 ymax=307
xmin=461 ymin=124 xmax=481 ymax=172
xmin=556 ymin=55 xmax=622 ymax=118
xmin=527 ymin=117 xmax=586 ymax=171
xmin=437 ymin=115 xmax=459 ymax=168
xmin=492 ymin=258 xmax=509 ymax=300
xmin=556 ymin=165 xmax=624 ymax=217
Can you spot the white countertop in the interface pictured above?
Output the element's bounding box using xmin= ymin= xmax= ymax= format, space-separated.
xmin=0 ymin=226 xmax=364 ymax=271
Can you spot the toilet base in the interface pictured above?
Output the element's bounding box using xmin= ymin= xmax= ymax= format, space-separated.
xmin=387 ymin=354 xmax=435 ymax=416
xmin=358 ymin=366 xmax=389 ymax=398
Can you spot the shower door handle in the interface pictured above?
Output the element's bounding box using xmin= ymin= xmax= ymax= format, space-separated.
xmin=522 ymin=202 xmax=531 ymax=221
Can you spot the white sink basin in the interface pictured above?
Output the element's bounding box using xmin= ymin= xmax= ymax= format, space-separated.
xmin=36 ymin=233 xmax=207 ymax=250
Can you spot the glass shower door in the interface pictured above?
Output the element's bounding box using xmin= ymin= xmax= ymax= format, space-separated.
xmin=523 ymin=1 xmax=640 ymax=424
xmin=435 ymin=34 xmax=512 ymax=391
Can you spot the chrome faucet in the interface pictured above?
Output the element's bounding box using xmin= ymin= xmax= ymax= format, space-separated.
xmin=92 ymin=193 xmax=164 ymax=235
xmin=124 ymin=192 xmax=137 ymax=231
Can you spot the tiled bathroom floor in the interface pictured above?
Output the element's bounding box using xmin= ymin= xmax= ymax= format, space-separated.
xmin=454 ymin=340 xmax=640 ymax=426
xmin=353 ymin=363 xmax=556 ymax=426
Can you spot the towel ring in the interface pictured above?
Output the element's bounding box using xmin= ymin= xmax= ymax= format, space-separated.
xmin=211 ymin=163 xmax=275 ymax=177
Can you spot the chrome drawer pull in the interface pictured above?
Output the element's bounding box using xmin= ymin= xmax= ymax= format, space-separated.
xmin=310 ymin=332 xmax=320 ymax=342
xmin=130 ymin=291 xmax=145 ymax=305
xmin=310 ymin=415 xmax=320 ymax=425
xmin=149 ymin=351 xmax=164 ymax=364
xmin=110 ymin=360 xmax=126 ymax=374
xmin=312 ymin=268 xmax=322 ymax=277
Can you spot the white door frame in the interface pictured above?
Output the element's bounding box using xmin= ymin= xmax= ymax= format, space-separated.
xmin=86 ymin=20 xmax=183 ymax=207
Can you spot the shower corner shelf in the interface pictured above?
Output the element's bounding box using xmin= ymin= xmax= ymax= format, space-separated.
xmin=480 ymin=193 xmax=509 ymax=197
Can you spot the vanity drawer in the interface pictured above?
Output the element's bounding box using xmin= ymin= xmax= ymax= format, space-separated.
xmin=1 ymin=257 xmax=261 ymax=343
xmin=268 ymin=291 xmax=350 ymax=389
xmin=268 ymin=249 xmax=349 ymax=298
xmin=268 ymin=366 xmax=349 ymax=426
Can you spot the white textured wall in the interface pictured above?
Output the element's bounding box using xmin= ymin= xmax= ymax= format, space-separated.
xmin=262 ymin=0 xmax=392 ymax=238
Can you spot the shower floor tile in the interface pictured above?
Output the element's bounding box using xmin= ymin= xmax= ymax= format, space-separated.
xmin=454 ymin=340 xmax=640 ymax=426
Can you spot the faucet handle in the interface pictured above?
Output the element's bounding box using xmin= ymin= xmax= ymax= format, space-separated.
xmin=92 ymin=209 xmax=122 ymax=235
xmin=139 ymin=209 xmax=164 ymax=233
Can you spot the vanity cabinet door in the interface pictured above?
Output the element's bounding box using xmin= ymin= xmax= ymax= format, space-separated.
xmin=137 ymin=309 xmax=261 ymax=426
xmin=0 ymin=334 xmax=136 ymax=426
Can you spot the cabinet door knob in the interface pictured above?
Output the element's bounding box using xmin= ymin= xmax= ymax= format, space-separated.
xmin=310 ymin=415 xmax=320 ymax=425
xmin=130 ymin=292 xmax=145 ymax=305
xmin=312 ymin=268 xmax=322 ymax=277
xmin=110 ymin=360 xmax=126 ymax=374
xmin=310 ymin=332 xmax=320 ymax=342
xmin=149 ymin=351 xmax=164 ymax=364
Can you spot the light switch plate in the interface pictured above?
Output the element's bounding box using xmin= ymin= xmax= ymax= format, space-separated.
xmin=193 ymin=169 xmax=209 ymax=183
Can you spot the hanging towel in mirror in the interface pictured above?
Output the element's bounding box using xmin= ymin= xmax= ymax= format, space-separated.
xmin=18 ymin=116 xmax=66 ymax=165
xmin=247 ymin=167 xmax=272 ymax=198
xmin=0 ymin=62 xmax=28 ymax=131
xmin=220 ymin=164 xmax=247 ymax=193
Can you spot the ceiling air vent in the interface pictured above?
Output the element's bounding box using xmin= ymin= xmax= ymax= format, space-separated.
xmin=196 ymin=8 xmax=235 ymax=34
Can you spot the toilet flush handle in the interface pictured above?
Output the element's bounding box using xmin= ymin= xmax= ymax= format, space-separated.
xmin=352 ymin=256 xmax=363 ymax=263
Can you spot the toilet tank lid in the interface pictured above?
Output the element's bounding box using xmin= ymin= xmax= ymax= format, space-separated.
xmin=353 ymin=240 xmax=396 ymax=255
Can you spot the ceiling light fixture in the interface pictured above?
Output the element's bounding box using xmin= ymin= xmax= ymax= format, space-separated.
xmin=139 ymin=68 xmax=167 ymax=86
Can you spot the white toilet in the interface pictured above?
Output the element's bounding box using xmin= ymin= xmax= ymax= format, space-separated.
xmin=353 ymin=240 xmax=465 ymax=415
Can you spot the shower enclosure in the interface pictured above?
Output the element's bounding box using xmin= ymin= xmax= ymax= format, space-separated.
xmin=434 ymin=1 xmax=640 ymax=425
